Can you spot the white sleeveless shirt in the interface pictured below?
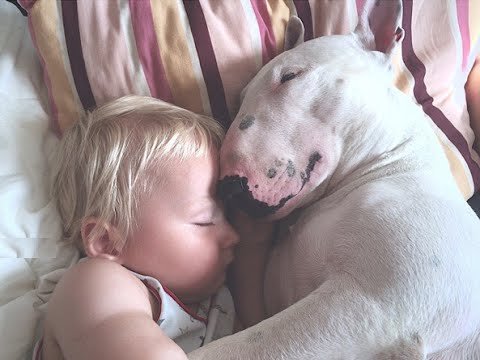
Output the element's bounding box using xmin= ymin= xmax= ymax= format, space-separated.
xmin=135 ymin=271 xmax=235 ymax=353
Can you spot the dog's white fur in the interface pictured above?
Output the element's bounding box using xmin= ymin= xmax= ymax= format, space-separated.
xmin=189 ymin=1 xmax=480 ymax=358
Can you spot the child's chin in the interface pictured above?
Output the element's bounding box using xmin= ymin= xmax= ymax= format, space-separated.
xmin=188 ymin=274 xmax=226 ymax=302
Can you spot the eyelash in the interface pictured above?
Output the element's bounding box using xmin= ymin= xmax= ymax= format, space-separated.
xmin=194 ymin=222 xmax=214 ymax=227
xmin=193 ymin=202 xmax=223 ymax=227
xmin=281 ymin=71 xmax=298 ymax=84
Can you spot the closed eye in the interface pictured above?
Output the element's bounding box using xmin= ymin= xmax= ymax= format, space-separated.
xmin=281 ymin=72 xmax=297 ymax=84
xmin=194 ymin=222 xmax=214 ymax=227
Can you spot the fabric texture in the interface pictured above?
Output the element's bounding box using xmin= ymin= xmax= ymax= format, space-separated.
xmin=18 ymin=0 xmax=480 ymax=198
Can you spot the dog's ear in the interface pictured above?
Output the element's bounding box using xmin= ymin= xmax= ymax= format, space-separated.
xmin=284 ymin=16 xmax=304 ymax=51
xmin=354 ymin=0 xmax=404 ymax=55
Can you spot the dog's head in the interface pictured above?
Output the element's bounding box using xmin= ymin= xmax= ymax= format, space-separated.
xmin=218 ymin=0 xmax=406 ymax=220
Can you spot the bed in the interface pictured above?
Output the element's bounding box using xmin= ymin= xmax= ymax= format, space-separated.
xmin=1 ymin=0 xmax=479 ymax=359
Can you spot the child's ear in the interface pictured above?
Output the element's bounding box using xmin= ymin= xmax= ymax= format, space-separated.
xmin=81 ymin=217 xmax=123 ymax=261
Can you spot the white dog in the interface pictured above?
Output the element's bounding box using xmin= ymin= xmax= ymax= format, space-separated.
xmin=189 ymin=0 xmax=480 ymax=358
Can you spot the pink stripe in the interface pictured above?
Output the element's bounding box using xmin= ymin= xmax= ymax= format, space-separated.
xmin=129 ymin=0 xmax=173 ymax=102
xmin=27 ymin=17 xmax=61 ymax=136
xmin=355 ymin=0 xmax=367 ymax=14
xmin=76 ymin=1 xmax=139 ymax=105
xmin=250 ymin=0 xmax=277 ymax=65
xmin=456 ymin=0 xmax=470 ymax=71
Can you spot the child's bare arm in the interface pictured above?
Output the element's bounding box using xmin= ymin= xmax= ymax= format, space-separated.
xmin=44 ymin=258 xmax=187 ymax=360
xmin=228 ymin=212 xmax=274 ymax=328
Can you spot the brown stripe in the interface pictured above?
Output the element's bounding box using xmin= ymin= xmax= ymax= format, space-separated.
xmin=61 ymin=0 xmax=96 ymax=111
xmin=402 ymin=0 xmax=480 ymax=191
xmin=293 ymin=0 xmax=313 ymax=41
xmin=183 ymin=0 xmax=230 ymax=128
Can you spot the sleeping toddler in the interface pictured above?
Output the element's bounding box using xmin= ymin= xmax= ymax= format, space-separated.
xmin=32 ymin=95 xmax=269 ymax=360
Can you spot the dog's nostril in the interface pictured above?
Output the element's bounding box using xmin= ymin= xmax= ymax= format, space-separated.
xmin=308 ymin=152 xmax=322 ymax=167
xmin=286 ymin=160 xmax=296 ymax=177
xmin=239 ymin=115 xmax=255 ymax=130
xmin=267 ymin=168 xmax=277 ymax=178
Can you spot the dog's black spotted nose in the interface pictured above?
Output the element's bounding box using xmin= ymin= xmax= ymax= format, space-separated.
xmin=217 ymin=175 xmax=293 ymax=218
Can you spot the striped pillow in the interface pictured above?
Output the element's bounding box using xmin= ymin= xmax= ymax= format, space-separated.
xmin=19 ymin=0 xmax=480 ymax=199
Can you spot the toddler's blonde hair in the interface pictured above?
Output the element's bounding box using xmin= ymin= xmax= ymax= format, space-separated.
xmin=51 ymin=95 xmax=224 ymax=254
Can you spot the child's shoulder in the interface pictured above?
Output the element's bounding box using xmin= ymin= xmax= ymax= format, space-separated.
xmin=40 ymin=258 xmax=188 ymax=359
xmin=53 ymin=257 xmax=146 ymax=297
xmin=45 ymin=258 xmax=153 ymax=342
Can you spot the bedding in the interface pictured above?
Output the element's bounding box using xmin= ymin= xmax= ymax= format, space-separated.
xmin=0 ymin=2 xmax=79 ymax=359
xmin=17 ymin=0 xmax=480 ymax=199
xmin=0 ymin=1 xmax=479 ymax=359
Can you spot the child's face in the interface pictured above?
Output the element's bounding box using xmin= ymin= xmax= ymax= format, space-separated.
xmin=120 ymin=148 xmax=239 ymax=303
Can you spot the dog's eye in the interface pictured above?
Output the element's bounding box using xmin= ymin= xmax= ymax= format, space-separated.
xmin=281 ymin=72 xmax=297 ymax=84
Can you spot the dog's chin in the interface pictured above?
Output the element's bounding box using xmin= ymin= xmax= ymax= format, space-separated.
xmin=224 ymin=190 xmax=295 ymax=220
xmin=271 ymin=187 xmax=314 ymax=218
xmin=268 ymin=175 xmax=330 ymax=219
xmin=263 ymin=205 xmax=295 ymax=221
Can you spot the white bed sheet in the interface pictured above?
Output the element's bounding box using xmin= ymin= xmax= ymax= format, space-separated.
xmin=0 ymin=2 xmax=79 ymax=359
